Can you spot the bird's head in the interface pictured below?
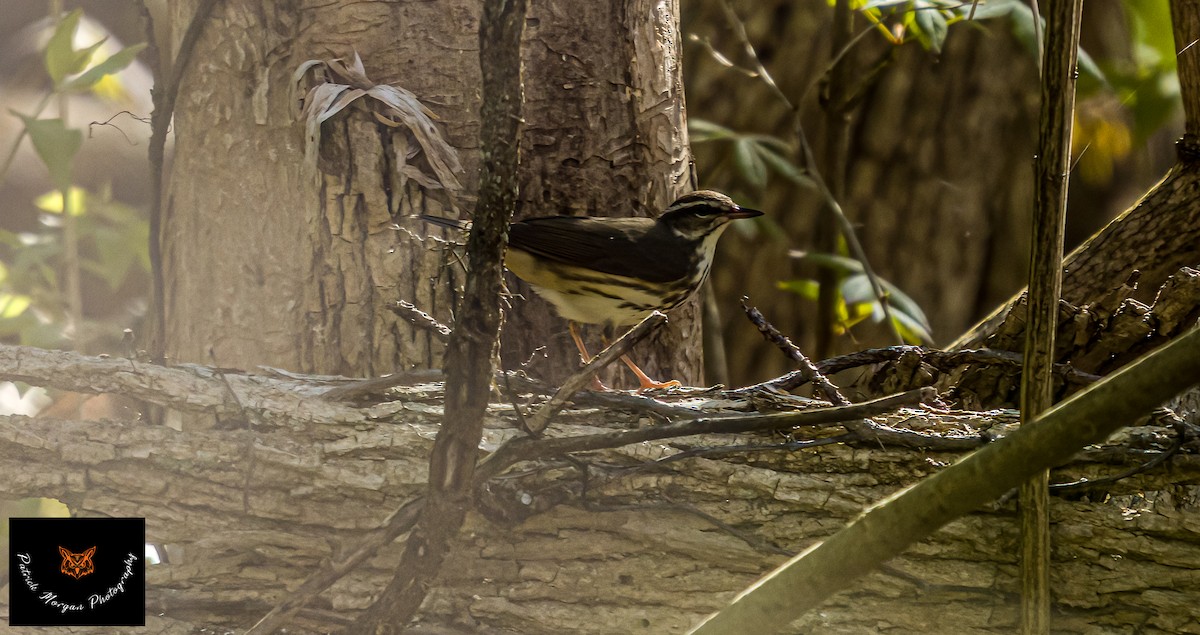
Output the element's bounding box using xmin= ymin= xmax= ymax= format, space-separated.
xmin=657 ymin=190 xmax=762 ymax=241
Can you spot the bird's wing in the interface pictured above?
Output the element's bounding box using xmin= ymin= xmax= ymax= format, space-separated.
xmin=509 ymin=216 xmax=689 ymax=283
xmin=418 ymin=214 xmax=471 ymax=231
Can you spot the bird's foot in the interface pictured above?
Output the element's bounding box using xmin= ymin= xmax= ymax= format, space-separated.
xmin=635 ymin=377 xmax=682 ymax=393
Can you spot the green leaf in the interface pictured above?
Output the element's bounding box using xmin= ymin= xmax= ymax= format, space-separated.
xmin=34 ymin=187 xmax=88 ymax=216
xmin=14 ymin=115 xmax=82 ymax=191
xmin=45 ymin=10 xmax=109 ymax=86
xmin=912 ymin=1 xmax=949 ymax=53
xmin=1125 ymin=0 xmax=1174 ymax=71
xmin=790 ymin=251 xmax=865 ymax=275
xmin=861 ymin=0 xmax=911 ymax=9
xmin=757 ymin=145 xmax=816 ymax=189
xmin=776 ymin=279 xmax=821 ymax=300
xmin=45 ymin=9 xmax=85 ymax=83
xmin=840 ymin=273 xmax=876 ymax=306
xmin=0 ymin=293 xmax=32 ymax=319
xmin=889 ymin=306 xmax=934 ymax=344
xmin=880 ymin=279 xmax=931 ymax=335
xmin=733 ymin=138 xmax=768 ymax=188
xmin=688 ymin=118 xmax=736 ymax=143
xmin=63 ymin=43 xmax=148 ymax=92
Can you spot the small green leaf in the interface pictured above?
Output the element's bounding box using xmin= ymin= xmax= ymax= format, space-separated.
xmin=890 ymin=306 xmax=934 ymax=344
xmin=776 ymin=279 xmax=821 ymax=300
xmin=880 ymin=279 xmax=932 ymax=334
xmin=861 ymin=0 xmax=911 ymax=9
xmin=840 ymin=273 xmax=876 ymax=305
xmin=790 ymin=251 xmax=865 ymax=274
xmin=688 ymin=118 xmax=736 ymax=143
xmin=34 ymin=187 xmax=88 ymax=216
xmin=912 ymin=1 xmax=949 ymax=53
xmin=757 ymin=145 xmax=816 ymax=189
xmin=45 ymin=9 xmax=85 ymax=83
xmin=63 ymin=43 xmax=147 ymax=92
xmin=0 ymin=293 xmax=32 ymax=319
xmin=14 ymin=115 xmax=83 ymax=191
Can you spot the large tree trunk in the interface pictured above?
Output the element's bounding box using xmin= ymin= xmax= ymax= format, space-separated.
xmin=158 ymin=0 xmax=697 ymax=388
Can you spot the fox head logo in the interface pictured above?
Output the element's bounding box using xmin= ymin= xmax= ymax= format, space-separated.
xmin=59 ymin=546 xmax=96 ymax=579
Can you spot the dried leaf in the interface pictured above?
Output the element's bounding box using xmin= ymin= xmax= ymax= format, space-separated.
xmin=293 ymin=53 xmax=462 ymax=193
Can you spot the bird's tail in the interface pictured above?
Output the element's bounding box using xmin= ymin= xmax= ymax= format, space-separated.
xmin=418 ymin=214 xmax=471 ymax=231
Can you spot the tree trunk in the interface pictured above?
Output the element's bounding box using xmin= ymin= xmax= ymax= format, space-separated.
xmin=159 ymin=0 xmax=697 ymax=388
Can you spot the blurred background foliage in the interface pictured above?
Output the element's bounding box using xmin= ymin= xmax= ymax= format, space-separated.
xmin=684 ymin=0 xmax=1180 ymax=385
xmin=0 ymin=0 xmax=1183 ymax=398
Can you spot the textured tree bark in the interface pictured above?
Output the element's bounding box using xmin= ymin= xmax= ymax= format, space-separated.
xmin=160 ymin=0 xmax=479 ymax=378
xmin=160 ymin=0 xmax=697 ymax=388
xmin=3 ymin=343 xmax=1200 ymax=634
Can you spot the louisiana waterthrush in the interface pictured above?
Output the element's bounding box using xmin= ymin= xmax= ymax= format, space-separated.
xmin=422 ymin=190 xmax=762 ymax=389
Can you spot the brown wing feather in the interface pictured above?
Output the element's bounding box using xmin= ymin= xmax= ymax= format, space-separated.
xmin=508 ymin=216 xmax=692 ymax=284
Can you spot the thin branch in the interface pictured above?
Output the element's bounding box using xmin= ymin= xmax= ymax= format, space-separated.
xmin=741 ymin=299 xmax=848 ymax=405
xmin=1020 ymin=0 xmax=1083 ymax=628
xmin=388 ymin=300 xmax=452 ymax=342
xmin=245 ymin=496 xmax=426 ymax=634
xmin=743 ymin=345 xmax=1101 ymax=394
xmin=1050 ymin=411 xmax=1189 ymax=493
xmin=525 ymin=312 xmax=668 ymax=435
xmin=318 ymin=369 xmax=445 ymax=401
xmin=476 ymin=387 xmax=937 ymax=481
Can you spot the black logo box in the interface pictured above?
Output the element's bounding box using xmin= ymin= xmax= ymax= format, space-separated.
xmin=8 ymin=517 xmax=145 ymax=627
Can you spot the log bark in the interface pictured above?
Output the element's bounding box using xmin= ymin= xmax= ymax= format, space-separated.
xmin=3 ymin=344 xmax=1200 ymax=634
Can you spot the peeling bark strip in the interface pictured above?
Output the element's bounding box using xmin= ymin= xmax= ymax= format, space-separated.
xmin=356 ymin=0 xmax=528 ymax=630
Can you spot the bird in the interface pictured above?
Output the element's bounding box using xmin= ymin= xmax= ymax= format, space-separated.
xmin=421 ymin=190 xmax=762 ymax=390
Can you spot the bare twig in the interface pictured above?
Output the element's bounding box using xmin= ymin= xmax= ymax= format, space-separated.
xmin=744 ymin=345 xmax=1101 ymax=394
xmin=1050 ymin=410 xmax=1188 ymax=493
xmin=476 ymin=387 xmax=937 ymax=481
xmin=525 ymin=312 xmax=668 ymax=435
xmin=1020 ymin=0 xmax=1083 ymax=628
xmin=741 ymin=298 xmax=848 ymax=405
xmin=318 ymin=369 xmax=445 ymax=401
xmin=388 ymin=300 xmax=452 ymax=342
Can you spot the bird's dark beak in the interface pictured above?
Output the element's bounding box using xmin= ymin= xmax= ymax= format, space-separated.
xmin=726 ymin=206 xmax=763 ymax=219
